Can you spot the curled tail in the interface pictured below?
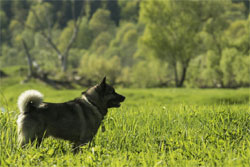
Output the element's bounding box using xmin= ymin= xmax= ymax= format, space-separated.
xmin=18 ymin=90 xmax=43 ymax=113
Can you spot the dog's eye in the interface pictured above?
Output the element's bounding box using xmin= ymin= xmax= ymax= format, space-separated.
xmin=109 ymin=89 xmax=115 ymax=94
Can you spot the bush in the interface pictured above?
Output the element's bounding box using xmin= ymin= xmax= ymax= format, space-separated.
xmin=220 ymin=48 xmax=238 ymax=87
xmin=0 ymin=45 xmax=26 ymax=67
xmin=233 ymin=55 xmax=250 ymax=86
xmin=79 ymin=54 xmax=122 ymax=85
xmin=130 ymin=59 xmax=168 ymax=88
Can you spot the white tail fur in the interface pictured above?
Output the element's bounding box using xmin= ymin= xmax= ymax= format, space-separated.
xmin=18 ymin=90 xmax=43 ymax=113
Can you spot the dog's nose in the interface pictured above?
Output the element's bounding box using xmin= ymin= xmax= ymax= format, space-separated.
xmin=120 ymin=95 xmax=125 ymax=102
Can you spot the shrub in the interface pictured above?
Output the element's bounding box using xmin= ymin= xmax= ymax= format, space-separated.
xmin=79 ymin=54 xmax=122 ymax=85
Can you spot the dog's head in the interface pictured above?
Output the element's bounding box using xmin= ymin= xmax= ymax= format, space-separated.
xmin=83 ymin=77 xmax=125 ymax=109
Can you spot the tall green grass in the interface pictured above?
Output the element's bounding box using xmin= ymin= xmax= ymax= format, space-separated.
xmin=0 ymin=72 xmax=250 ymax=166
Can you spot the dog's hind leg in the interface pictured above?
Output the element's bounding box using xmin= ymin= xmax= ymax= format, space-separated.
xmin=18 ymin=130 xmax=44 ymax=147
xmin=34 ymin=137 xmax=43 ymax=148
xmin=18 ymin=128 xmax=37 ymax=147
xmin=17 ymin=115 xmax=45 ymax=147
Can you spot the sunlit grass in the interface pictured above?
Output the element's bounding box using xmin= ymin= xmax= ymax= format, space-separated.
xmin=0 ymin=75 xmax=250 ymax=166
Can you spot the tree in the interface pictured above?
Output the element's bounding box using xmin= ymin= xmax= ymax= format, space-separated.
xmin=74 ymin=17 xmax=93 ymax=49
xmin=220 ymin=48 xmax=238 ymax=87
xmin=0 ymin=0 xmax=12 ymax=18
xmin=0 ymin=10 xmax=8 ymax=43
xmin=131 ymin=59 xmax=169 ymax=88
xmin=232 ymin=0 xmax=250 ymax=16
xmin=107 ymin=22 xmax=141 ymax=66
xmin=89 ymin=9 xmax=116 ymax=37
xmin=24 ymin=1 xmax=85 ymax=72
xmin=88 ymin=0 xmax=102 ymax=19
xmin=224 ymin=18 xmax=249 ymax=55
xmin=223 ymin=17 xmax=250 ymax=87
xmin=104 ymin=0 xmax=120 ymax=26
xmin=79 ymin=54 xmax=122 ymax=85
xmin=140 ymin=0 xmax=209 ymax=87
xmin=44 ymin=0 xmax=85 ymax=28
xmin=199 ymin=1 xmax=248 ymax=87
xmin=233 ymin=54 xmax=250 ymax=86
xmin=90 ymin=32 xmax=113 ymax=53
xmin=118 ymin=0 xmax=140 ymax=22
xmin=22 ymin=39 xmax=34 ymax=78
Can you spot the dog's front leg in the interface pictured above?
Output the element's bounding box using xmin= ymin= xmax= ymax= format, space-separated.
xmin=35 ymin=138 xmax=43 ymax=148
xmin=72 ymin=142 xmax=81 ymax=154
xmin=101 ymin=123 xmax=106 ymax=132
xmin=72 ymin=141 xmax=89 ymax=154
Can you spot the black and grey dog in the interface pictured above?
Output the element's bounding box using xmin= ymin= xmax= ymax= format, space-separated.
xmin=17 ymin=77 xmax=125 ymax=151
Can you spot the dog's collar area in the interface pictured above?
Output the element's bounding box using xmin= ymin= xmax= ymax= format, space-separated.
xmin=82 ymin=95 xmax=107 ymax=116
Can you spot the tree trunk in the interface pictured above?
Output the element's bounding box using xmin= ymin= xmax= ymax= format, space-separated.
xmin=61 ymin=54 xmax=68 ymax=72
xmin=177 ymin=66 xmax=187 ymax=87
xmin=173 ymin=63 xmax=179 ymax=87
xmin=22 ymin=39 xmax=33 ymax=78
xmin=177 ymin=59 xmax=190 ymax=87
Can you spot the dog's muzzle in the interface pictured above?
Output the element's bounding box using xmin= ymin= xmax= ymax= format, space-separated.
xmin=108 ymin=94 xmax=125 ymax=108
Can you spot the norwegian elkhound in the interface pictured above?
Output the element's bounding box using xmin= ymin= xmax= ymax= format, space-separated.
xmin=17 ymin=77 xmax=125 ymax=151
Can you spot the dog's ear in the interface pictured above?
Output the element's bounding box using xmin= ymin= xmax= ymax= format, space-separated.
xmin=99 ymin=76 xmax=106 ymax=90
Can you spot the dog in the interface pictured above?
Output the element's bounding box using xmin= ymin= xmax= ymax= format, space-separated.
xmin=17 ymin=77 xmax=125 ymax=151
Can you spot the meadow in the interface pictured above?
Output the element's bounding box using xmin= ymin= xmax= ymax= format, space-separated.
xmin=0 ymin=68 xmax=250 ymax=166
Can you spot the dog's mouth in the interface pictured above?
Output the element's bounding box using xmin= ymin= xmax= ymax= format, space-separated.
xmin=108 ymin=100 xmax=122 ymax=108
xmin=108 ymin=96 xmax=125 ymax=108
xmin=113 ymin=102 xmax=121 ymax=107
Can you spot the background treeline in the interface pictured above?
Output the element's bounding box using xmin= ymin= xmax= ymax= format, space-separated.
xmin=0 ymin=0 xmax=249 ymax=88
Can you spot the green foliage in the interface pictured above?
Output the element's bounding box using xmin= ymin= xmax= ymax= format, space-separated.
xmin=79 ymin=54 xmax=121 ymax=85
xmin=74 ymin=17 xmax=93 ymax=49
xmin=31 ymin=49 xmax=57 ymax=72
xmin=10 ymin=0 xmax=30 ymax=22
xmin=203 ymin=50 xmax=223 ymax=87
xmin=0 ymin=46 xmax=26 ymax=67
xmin=220 ymin=48 xmax=238 ymax=87
xmin=0 ymin=10 xmax=8 ymax=27
xmin=9 ymin=19 xmax=23 ymax=35
xmin=17 ymin=30 xmax=35 ymax=48
xmin=0 ymin=10 xmax=9 ymax=42
xmin=58 ymin=20 xmax=74 ymax=52
xmin=233 ymin=56 xmax=250 ymax=85
xmin=225 ymin=19 xmax=249 ymax=55
xmin=118 ymin=0 xmax=139 ymax=22
xmin=90 ymin=32 xmax=114 ymax=53
xmin=25 ymin=3 xmax=53 ymax=31
xmin=89 ymin=9 xmax=116 ymax=37
xmin=103 ymin=0 xmax=120 ymax=26
xmin=0 ymin=0 xmax=249 ymax=88
xmin=106 ymin=22 xmax=141 ymax=66
xmin=130 ymin=59 xmax=168 ymax=88
xmin=0 ymin=1 xmax=12 ymax=18
xmin=200 ymin=1 xmax=246 ymax=56
xmin=68 ymin=49 xmax=86 ymax=69
xmin=139 ymin=0 xmax=209 ymax=87
xmin=220 ymin=48 xmax=250 ymax=87
xmin=140 ymin=0 xmax=202 ymax=61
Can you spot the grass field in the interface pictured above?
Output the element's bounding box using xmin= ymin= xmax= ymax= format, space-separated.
xmin=0 ymin=67 xmax=250 ymax=166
